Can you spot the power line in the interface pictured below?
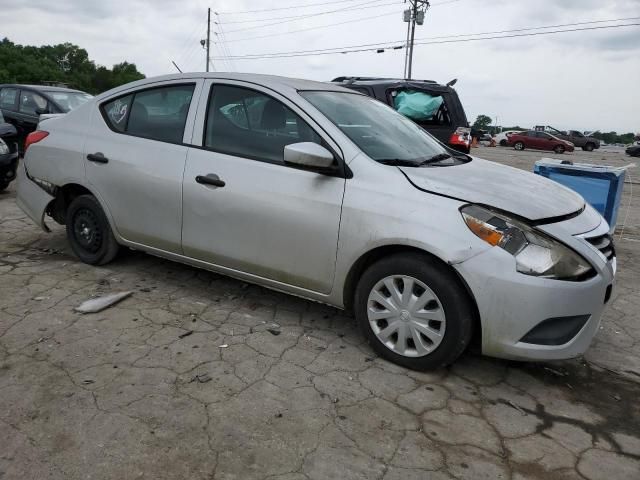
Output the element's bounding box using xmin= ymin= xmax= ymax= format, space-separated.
xmin=218 ymin=0 xmax=467 ymax=42
xmin=219 ymin=10 xmax=403 ymax=43
xmin=210 ymin=21 xmax=640 ymax=60
xmin=215 ymin=0 xmax=387 ymax=15
xmin=212 ymin=17 xmax=640 ymax=58
xmin=219 ymin=0 xmax=398 ymax=26
xmin=222 ymin=0 xmax=399 ymax=34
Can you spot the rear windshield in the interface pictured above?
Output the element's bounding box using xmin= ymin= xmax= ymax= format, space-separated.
xmin=45 ymin=91 xmax=93 ymax=112
xmin=301 ymin=91 xmax=448 ymax=164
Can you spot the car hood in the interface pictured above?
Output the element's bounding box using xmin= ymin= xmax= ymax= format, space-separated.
xmin=400 ymin=157 xmax=585 ymax=221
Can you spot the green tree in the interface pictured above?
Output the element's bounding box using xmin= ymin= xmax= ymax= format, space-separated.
xmin=0 ymin=37 xmax=144 ymax=94
xmin=472 ymin=114 xmax=493 ymax=130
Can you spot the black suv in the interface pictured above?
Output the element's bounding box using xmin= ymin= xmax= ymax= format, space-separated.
xmin=0 ymin=84 xmax=92 ymax=148
xmin=332 ymin=76 xmax=471 ymax=153
xmin=0 ymin=109 xmax=19 ymax=192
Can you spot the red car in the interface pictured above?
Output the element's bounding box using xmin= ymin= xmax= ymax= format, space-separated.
xmin=507 ymin=130 xmax=574 ymax=154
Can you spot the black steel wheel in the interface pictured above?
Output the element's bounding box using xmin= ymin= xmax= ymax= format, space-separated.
xmin=66 ymin=194 xmax=119 ymax=265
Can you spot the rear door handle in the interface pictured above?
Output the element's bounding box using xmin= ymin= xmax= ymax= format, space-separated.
xmin=196 ymin=174 xmax=225 ymax=188
xmin=87 ymin=152 xmax=109 ymax=164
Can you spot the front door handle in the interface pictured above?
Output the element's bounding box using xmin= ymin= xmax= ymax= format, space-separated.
xmin=196 ymin=174 xmax=225 ymax=188
xmin=87 ymin=152 xmax=109 ymax=164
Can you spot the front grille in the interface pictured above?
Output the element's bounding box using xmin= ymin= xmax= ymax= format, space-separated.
xmin=585 ymin=233 xmax=615 ymax=261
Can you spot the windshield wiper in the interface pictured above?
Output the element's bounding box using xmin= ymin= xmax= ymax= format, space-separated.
xmin=418 ymin=153 xmax=452 ymax=165
xmin=377 ymin=158 xmax=423 ymax=167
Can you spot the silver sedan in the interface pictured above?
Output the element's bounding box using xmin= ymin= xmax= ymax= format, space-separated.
xmin=16 ymin=73 xmax=615 ymax=369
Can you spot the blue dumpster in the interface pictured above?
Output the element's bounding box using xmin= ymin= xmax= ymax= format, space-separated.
xmin=534 ymin=158 xmax=626 ymax=233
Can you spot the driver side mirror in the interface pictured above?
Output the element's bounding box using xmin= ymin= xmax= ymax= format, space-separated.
xmin=284 ymin=142 xmax=336 ymax=171
xmin=35 ymin=107 xmax=49 ymax=116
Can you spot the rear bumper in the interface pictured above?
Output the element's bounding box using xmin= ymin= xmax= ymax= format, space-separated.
xmin=15 ymin=161 xmax=54 ymax=232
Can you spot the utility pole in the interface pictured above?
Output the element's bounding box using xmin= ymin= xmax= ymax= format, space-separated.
xmin=206 ymin=7 xmax=211 ymax=72
xmin=403 ymin=1 xmax=429 ymax=79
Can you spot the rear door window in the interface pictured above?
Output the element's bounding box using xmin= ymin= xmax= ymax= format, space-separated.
xmin=101 ymin=84 xmax=195 ymax=142
xmin=0 ymin=88 xmax=18 ymax=110
xmin=126 ymin=85 xmax=194 ymax=143
xmin=19 ymin=91 xmax=49 ymax=115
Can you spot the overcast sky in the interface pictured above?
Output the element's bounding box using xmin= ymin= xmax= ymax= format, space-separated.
xmin=2 ymin=0 xmax=639 ymax=132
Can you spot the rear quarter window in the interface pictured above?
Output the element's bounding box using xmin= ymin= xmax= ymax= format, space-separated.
xmin=102 ymin=94 xmax=133 ymax=132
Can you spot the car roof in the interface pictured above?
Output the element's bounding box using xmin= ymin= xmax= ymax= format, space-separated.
xmin=95 ymin=73 xmax=355 ymax=101
xmin=331 ymin=77 xmax=452 ymax=92
xmin=0 ymin=84 xmax=86 ymax=94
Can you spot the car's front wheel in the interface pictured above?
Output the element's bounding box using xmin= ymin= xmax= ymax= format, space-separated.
xmin=514 ymin=141 xmax=525 ymax=151
xmin=354 ymin=253 xmax=474 ymax=370
xmin=66 ymin=194 xmax=120 ymax=265
xmin=554 ymin=145 xmax=565 ymax=154
xmin=499 ymin=139 xmax=508 ymax=147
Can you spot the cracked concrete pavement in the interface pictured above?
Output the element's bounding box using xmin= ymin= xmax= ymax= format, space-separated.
xmin=1 ymin=148 xmax=639 ymax=479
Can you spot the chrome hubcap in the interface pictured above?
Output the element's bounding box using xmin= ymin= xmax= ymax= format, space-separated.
xmin=367 ymin=275 xmax=446 ymax=358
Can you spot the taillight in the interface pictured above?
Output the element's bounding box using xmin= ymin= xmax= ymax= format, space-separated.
xmin=24 ymin=130 xmax=49 ymax=152
xmin=449 ymin=127 xmax=470 ymax=146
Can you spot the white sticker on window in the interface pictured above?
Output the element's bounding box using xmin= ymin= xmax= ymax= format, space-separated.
xmin=110 ymin=99 xmax=128 ymax=124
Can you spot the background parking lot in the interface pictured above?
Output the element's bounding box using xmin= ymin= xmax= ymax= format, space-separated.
xmin=1 ymin=147 xmax=639 ymax=479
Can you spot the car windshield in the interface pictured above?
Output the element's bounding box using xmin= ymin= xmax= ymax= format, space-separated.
xmin=45 ymin=91 xmax=93 ymax=112
xmin=300 ymin=91 xmax=449 ymax=165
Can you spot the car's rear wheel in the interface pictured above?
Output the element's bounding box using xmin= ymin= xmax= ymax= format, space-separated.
xmin=66 ymin=194 xmax=119 ymax=265
xmin=583 ymin=143 xmax=595 ymax=152
xmin=0 ymin=181 xmax=8 ymax=193
xmin=354 ymin=253 xmax=474 ymax=370
xmin=554 ymin=145 xmax=565 ymax=154
xmin=514 ymin=141 xmax=525 ymax=151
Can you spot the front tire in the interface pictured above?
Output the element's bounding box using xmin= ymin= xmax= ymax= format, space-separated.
xmin=499 ymin=139 xmax=508 ymax=147
xmin=514 ymin=141 xmax=525 ymax=151
xmin=354 ymin=253 xmax=474 ymax=370
xmin=0 ymin=181 xmax=8 ymax=193
xmin=66 ymin=194 xmax=119 ymax=265
xmin=554 ymin=145 xmax=565 ymax=154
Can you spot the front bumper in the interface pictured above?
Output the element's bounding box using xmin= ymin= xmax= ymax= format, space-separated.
xmin=454 ymin=216 xmax=615 ymax=361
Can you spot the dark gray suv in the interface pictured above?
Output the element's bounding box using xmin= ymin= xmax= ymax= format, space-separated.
xmin=332 ymin=77 xmax=471 ymax=153
xmin=0 ymin=84 xmax=92 ymax=148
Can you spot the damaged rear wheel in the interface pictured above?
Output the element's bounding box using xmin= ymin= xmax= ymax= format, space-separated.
xmin=354 ymin=253 xmax=474 ymax=370
xmin=66 ymin=194 xmax=119 ymax=265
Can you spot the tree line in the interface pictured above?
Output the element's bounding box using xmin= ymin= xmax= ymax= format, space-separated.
xmin=0 ymin=38 xmax=145 ymax=94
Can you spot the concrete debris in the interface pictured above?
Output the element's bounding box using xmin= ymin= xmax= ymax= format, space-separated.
xmin=267 ymin=329 xmax=281 ymax=336
xmin=74 ymin=291 xmax=133 ymax=314
xmin=219 ymin=344 xmax=229 ymax=348
xmin=178 ymin=330 xmax=194 ymax=339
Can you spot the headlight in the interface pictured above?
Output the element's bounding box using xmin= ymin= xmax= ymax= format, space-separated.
xmin=0 ymin=138 xmax=9 ymax=155
xmin=461 ymin=205 xmax=594 ymax=280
